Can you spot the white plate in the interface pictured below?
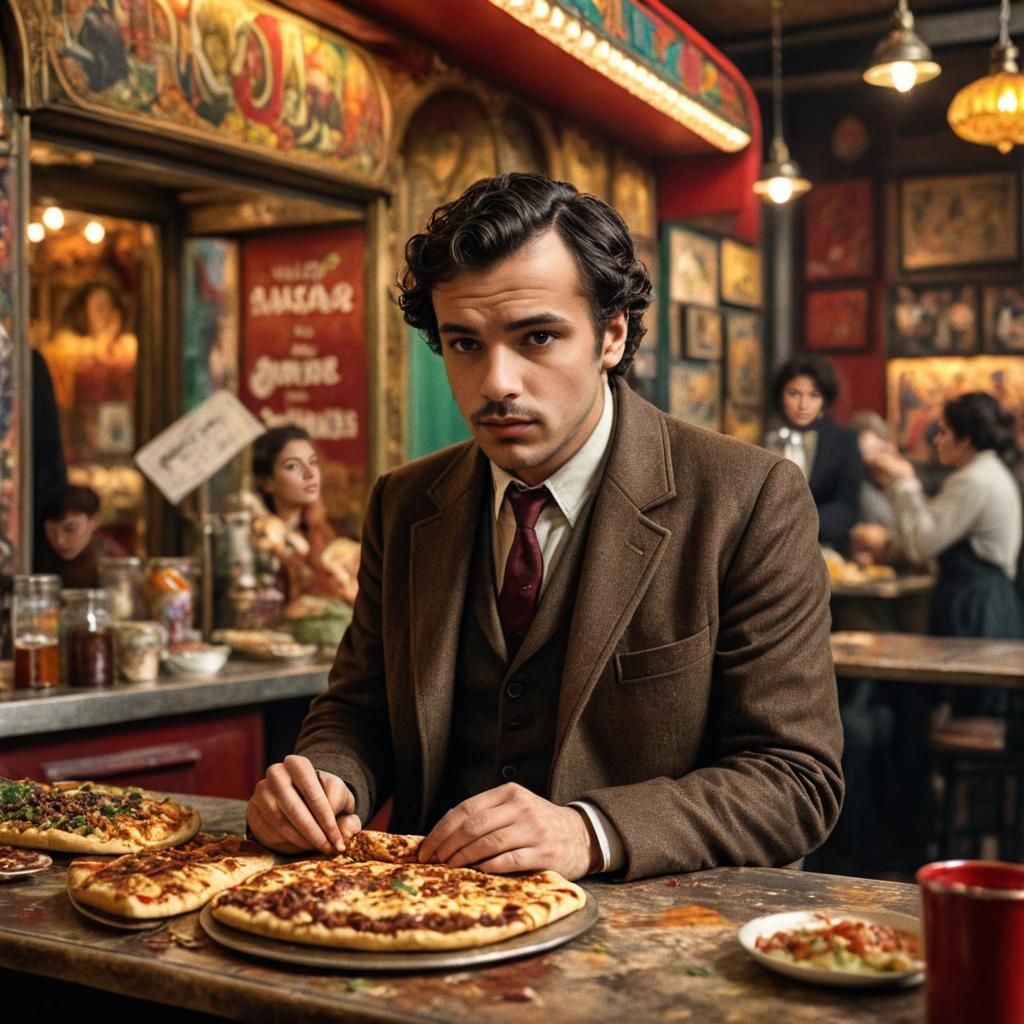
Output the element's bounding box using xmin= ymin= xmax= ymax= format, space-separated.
xmin=738 ymin=908 xmax=925 ymax=988
xmin=0 ymin=849 xmax=52 ymax=881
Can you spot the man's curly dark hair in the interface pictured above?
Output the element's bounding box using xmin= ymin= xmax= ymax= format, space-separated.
xmin=398 ymin=173 xmax=652 ymax=376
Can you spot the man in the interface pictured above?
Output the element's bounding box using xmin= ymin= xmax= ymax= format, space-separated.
xmin=246 ymin=173 xmax=843 ymax=881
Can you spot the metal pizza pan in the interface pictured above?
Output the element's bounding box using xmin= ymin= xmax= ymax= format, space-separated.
xmin=0 ymin=850 xmax=52 ymax=882
xmin=67 ymin=890 xmax=171 ymax=931
xmin=199 ymin=891 xmax=599 ymax=971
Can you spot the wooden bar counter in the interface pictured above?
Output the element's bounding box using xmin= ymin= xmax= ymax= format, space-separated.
xmin=0 ymin=796 xmax=925 ymax=1023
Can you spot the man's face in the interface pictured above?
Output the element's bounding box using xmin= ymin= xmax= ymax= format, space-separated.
xmin=433 ymin=229 xmax=627 ymax=486
xmin=44 ymin=511 xmax=97 ymax=561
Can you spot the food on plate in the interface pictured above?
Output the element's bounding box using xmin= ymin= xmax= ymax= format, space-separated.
xmin=67 ymin=833 xmax=275 ymax=919
xmin=210 ymin=839 xmax=587 ymax=951
xmin=821 ymin=548 xmax=897 ymax=585
xmin=755 ymin=914 xmax=923 ymax=973
xmin=0 ymin=845 xmax=51 ymax=874
xmin=0 ymin=777 xmax=200 ymax=854
xmin=211 ymin=628 xmax=316 ymax=660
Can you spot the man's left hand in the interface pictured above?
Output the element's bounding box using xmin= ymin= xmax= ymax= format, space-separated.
xmin=418 ymin=783 xmax=598 ymax=880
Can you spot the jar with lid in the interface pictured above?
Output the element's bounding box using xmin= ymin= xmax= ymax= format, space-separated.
xmin=12 ymin=575 xmax=61 ymax=689
xmin=144 ymin=557 xmax=195 ymax=647
xmin=113 ymin=621 xmax=164 ymax=683
xmin=61 ymin=589 xmax=114 ymax=688
xmin=98 ymin=556 xmax=144 ymax=621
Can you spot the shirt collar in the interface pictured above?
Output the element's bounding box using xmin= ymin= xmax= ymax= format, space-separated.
xmin=490 ymin=376 xmax=615 ymax=527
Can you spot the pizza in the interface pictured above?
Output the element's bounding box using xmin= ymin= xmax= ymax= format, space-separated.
xmin=0 ymin=845 xmax=50 ymax=874
xmin=67 ymin=833 xmax=276 ymax=919
xmin=0 ymin=777 xmax=201 ymax=854
xmin=343 ymin=829 xmax=423 ymax=864
xmin=210 ymin=853 xmax=587 ymax=952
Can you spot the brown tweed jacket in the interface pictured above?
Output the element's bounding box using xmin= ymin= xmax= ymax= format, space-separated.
xmin=297 ymin=378 xmax=844 ymax=880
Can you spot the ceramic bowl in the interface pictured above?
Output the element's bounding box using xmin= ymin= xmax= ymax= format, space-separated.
xmin=161 ymin=643 xmax=231 ymax=677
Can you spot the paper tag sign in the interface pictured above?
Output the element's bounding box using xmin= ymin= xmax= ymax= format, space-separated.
xmin=135 ymin=390 xmax=265 ymax=505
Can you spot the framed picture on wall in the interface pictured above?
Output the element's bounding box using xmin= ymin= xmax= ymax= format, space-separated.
xmin=723 ymin=402 xmax=762 ymax=444
xmin=982 ymin=284 xmax=1024 ymax=354
xmin=720 ymin=239 xmax=763 ymax=307
xmin=804 ymin=288 xmax=871 ymax=351
xmin=725 ymin=312 xmax=764 ymax=406
xmin=668 ymin=228 xmax=719 ymax=306
xmin=900 ymin=172 xmax=1019 ymax=271
xmin=804 ymin=179 xmax=874 ymax=281
xmin=888 ymin=283 xmax=978 ymax=358
xmin=887 ymin=356 xmax=1024 ymax=461
xmin=669 ymin=361 xmax=721 ymax=431
xmin=680 ymin=305 xmax=723 ymax=359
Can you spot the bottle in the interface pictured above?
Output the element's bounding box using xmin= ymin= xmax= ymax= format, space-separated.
xmin=61 ymin=589 xmax=114 ymax=688
xmin=12 ymin=574 xmax=61 ymax=689
xmin=144 ymin=557 xmax=195 ymax=647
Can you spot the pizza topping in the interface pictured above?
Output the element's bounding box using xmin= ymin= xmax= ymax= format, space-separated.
xmin=0 ymin=845 xmax=48 ymax=872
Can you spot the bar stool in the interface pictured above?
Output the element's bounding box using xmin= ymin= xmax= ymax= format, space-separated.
xmin=929 ymin=711 xmax=1024 ymax=862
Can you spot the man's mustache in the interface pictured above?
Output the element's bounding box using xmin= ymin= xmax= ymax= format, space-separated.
xmin=471 ymin=401 xmax=541 ymax=424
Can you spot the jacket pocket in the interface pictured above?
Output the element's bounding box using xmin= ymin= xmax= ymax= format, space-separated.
xmin=615 ymin=625 xmax=712 ymax=684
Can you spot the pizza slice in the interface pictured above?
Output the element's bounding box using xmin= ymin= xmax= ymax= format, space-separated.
xmin=67 ymin=833 xmax=276 ymax=919
xmin=210 ymin=856 xmax=587 ymax=951
xmin=343 ymin=829 xmax=423 ymax=864
xmin=0 ymin=777 xmax=200 ymax=854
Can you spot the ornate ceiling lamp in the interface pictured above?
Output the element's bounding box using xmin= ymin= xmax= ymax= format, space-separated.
xmin=948 ymin=0 xmax=1024 ymax=154
xmin=753 ymin=0 xmax=811 ymax=205
xmin=863 ymin=1 xmax=941 ymax=93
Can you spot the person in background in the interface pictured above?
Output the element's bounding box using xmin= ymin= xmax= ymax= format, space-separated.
xmin=251 ymin=425 xmax=356 ymax=605
xmin=764 ymin=355 xmax=863 ymax=554
xmin=35 ymin=485 xmax=102 ymax=588
xmin=867 ymin=391 xmax=1024 ymax=641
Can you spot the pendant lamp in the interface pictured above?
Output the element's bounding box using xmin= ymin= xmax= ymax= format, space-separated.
xmin=948 ymin=0 xmax=1024 ymax=154
xmin=753 ymin=0 xmax=811 ymax=205
xmin=864 ymin=1 xmax=941 ymax=93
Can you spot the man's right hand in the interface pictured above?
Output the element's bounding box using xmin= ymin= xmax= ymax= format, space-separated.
xmin=245 ymin=754 xmax=361 ymax=855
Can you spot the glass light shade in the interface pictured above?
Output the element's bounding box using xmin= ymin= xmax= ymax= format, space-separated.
xmin=753 ymin=138 xmax=812 ymax=205
xmin=948 ymin=59 xmax=1024 ymax=154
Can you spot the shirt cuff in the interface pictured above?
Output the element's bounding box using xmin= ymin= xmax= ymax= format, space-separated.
xmin=567 ymin=800 xmax=626 ymax=874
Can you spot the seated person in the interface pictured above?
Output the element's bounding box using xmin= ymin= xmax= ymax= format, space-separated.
xmin=35 ymin=485 xmax=102 ymax=588
xmin=244 ymin=173 xmax=844 ymax=882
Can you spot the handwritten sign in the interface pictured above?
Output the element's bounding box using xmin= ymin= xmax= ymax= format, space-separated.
xmin=134 ymin=390 xmax=265 ymax=505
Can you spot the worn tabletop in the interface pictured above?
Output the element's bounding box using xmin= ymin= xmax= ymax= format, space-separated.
xmin=832 ymin=630 xmax=1024 ymax=687
xmin=0 ymin=795 xmax=925 ymax=1023
xmin=829 ymin=575 xmax=935 ymax=600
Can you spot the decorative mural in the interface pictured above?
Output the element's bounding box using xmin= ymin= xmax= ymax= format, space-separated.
xmin=559 ymin=0 xmax=751 ymax=134
xmin=0 ymin=100 xmax=17 ymax=572
xmin=45 ymin=0 xmax=390 ymax=181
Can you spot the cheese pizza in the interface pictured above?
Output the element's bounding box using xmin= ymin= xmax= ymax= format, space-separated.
xmin=67 ymin=833 xmax=276 ymax=919
xmin=210 ymin=855 xmax=587 ymax=951
xmin=0 ymin=777 xmax=200 ymax=854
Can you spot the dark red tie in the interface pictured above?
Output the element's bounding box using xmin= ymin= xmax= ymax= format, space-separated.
xmin=498 ymin=486 xmax=551 ymax=648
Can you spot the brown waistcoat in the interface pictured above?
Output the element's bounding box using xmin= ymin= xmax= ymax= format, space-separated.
xmin=430 ymin=490 xmax=595 ymax=824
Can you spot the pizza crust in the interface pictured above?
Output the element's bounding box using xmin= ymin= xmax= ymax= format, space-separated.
xmin=67 ymin=835 xmax=276 ymax=919
xmin=0 ymin=808 xmax=200 ymax=854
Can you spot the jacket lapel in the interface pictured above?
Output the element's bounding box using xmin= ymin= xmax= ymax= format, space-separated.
xmin=409 ymin=445 xmax=488 ymax=815
xmin=553 ymin=381 xmax=677 ymax=759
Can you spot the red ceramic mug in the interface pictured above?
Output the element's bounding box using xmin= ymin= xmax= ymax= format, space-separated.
xmin=917 ymin=860 xmax=1024 ymax=1024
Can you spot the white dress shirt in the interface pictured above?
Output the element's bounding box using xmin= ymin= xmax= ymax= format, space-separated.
xmin=486 ymin=376 xmax=626 ymax=874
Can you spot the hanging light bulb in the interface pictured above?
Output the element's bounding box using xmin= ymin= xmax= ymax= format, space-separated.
xmin=26 ymin=222 xmax=45 ymax=244
xmin=83 ymin=220 xmax=106 ymax=244
xmin=41 ymin=205 xmax=65 ymax=231
xmin=864 ymin=1 xmax=941 ymax=92
xmin=948 ymin=0 xmax=1024 ymax=154
xmin=753 ymin=0 xmax=811 ymax=205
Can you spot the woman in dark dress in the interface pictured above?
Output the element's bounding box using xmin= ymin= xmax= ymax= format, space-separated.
xmin=764 ymin=354 xmax=864 ymax=554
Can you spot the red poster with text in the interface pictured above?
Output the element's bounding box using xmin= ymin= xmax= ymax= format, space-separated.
xmin=240 ymin=226 xmax=367 ymax=534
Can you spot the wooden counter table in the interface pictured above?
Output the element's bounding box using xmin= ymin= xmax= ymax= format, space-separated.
xmin=832 ymin=631 xmax=1024 ymax=688
xmin=0 ymin=796 xmax=925 ymax=1023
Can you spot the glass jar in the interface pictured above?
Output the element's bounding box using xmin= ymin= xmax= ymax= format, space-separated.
xmin=12 ymin=574 xmax=61 ymax=689
xmin=98 ymin=556 xmax=144 ymax=622
xmin=144 ymin=557 xmax=195 ymax=647
xmin=113 ymin=620 xmax=163 ymax=683
xmin=61 ymin=589 xmax=114 ymax=688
